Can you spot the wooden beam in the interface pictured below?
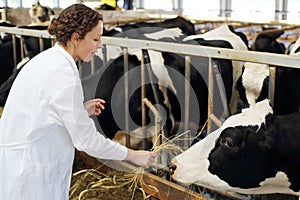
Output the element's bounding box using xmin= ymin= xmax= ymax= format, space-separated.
xmin=94 ymin=159 xmax=209 ymax=200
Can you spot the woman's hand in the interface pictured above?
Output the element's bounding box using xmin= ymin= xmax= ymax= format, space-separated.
xmin=124 ymin=149 xmax=157 ymax=168
xmin=84 ymin=98 xmax=105 ymax=116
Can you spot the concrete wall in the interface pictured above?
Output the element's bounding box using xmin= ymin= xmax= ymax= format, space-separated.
xmin=3 ymin=8 xmax=180 ymax=26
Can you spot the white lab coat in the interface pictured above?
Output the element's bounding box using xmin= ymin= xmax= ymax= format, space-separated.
xmin=0 ymin=43 xmax=128 ymax=200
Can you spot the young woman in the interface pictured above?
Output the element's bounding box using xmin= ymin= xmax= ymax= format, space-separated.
xmin=0 ymin=4 xmax=156 ymax=200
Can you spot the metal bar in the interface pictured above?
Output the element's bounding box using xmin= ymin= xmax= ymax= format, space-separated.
xmin=102 ymin=44 xmax=108 ymax=66
xmin=78 ymin=60 xmax=83 ymax=79
xmin=212 ymin=64 xmax=230 ymax=118
xmin=1 ymin=27 xmax=300 ymax=69
xmin=39 ymin=36 xmax=44 ymax=51
xmin=0 ymin=27 xmax=53 ymax=38
xmin=207 ymin=57 xmax=214 ymax=134
xmin=141 ymin=50 xmax=147 ymax=150
xmin=51 ymin=38 xmax=55 ymax=47
xmin=100 ymin=37 xmax=300 ymax=69
xmin=12 ymin=34 xmax=17 ymax=68
xmin=184 ymin=55 xmax=191 ymax=146
xmin=268 ymin=66 xmax=277 ymax=107
xmin=20 ymin=36 xmax=25 ymax=59
xmin=123 ymin=47 xmax=130 ymax=147
xmin=91 ymin=56 xmax=95 ymax=74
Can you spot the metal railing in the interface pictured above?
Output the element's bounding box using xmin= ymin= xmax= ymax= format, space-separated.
xmin=1 ymin=26 xmax=300 ymax=137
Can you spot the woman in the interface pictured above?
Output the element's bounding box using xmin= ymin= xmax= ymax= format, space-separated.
xmin=0 ymin=4 xmax=156 ymax=200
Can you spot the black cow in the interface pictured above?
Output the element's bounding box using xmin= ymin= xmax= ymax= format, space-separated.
xmin=0 ymin=22 xmax=21 ymax=88
xmin=170 ymin=99 xmax=300 ymax=198
xmin=104 ymin=16 xmax=196 ymax=36
xmin=0 ymin=25 xmax=52 ymax=106
xmin=252 ymin=27 xmax=286 ymax=54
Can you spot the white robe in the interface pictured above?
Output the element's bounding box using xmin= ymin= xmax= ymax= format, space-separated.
xmin=0 ymin=43 xmax=128 ymax=200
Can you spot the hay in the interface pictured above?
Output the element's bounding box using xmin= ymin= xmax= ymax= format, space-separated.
xmin=69 ymin=167 xmax=157 ymax=200
xmin=0 ymin=106 xmax=3 ymax=118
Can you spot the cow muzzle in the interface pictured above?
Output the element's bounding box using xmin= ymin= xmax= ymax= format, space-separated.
xmin=168 ymin=162 xmax=177 ymax=175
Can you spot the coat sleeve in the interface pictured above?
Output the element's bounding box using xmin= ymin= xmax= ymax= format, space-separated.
xmin=49 ymin=76 xmax=128 ymax=161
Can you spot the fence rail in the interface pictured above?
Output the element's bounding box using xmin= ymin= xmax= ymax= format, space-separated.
xmin=1 ymin=26 xmax=300 ymax=133
xmin=1 ymin=26 xmax=300 ymax=68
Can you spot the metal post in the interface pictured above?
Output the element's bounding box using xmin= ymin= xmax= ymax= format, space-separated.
xmin=102 ymin=45 xmax=108 ymax=67
xmin=268 ymin=66 xmax=276 ymax=109
xmin=123 ymin=47 xmax=130 ymax=147
xmin=39 ymin=36 xmax=44 ymax=51
xmin=225 ymin=0 xmax=232 ymax=19
xmin=275 ymin=0 xmax=281 ymax=21
xmin=184 ymin=55 xmax=191 ymax=147
xmin=282 ymin=0 xmax=288 ymax=20
xmin=12 ymin=34 xmax=17 ymax=68
xmin=20 ymin=36 xmax=25 ymax=59
xmin=141 ymin=50 xmax=147 ymax=150
xmin=207 ymin=57 xmax=214 ymax=134
xmin=91 ymin=56 xmax=95 ymax=74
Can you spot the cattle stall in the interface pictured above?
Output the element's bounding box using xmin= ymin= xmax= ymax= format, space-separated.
xmin=1 ymin=26 xmax=300 ymax=200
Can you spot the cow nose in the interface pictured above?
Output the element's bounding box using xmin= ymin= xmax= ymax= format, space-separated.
xmin=168 ymin=163 xmax=177 ymax=175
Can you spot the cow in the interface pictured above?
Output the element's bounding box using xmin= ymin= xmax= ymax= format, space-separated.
xmin=236 ymin=37 xmax=300 ymax=115
xmin=0 ymin=2 xmax=54 ymax=93
xmin=29 ymin=2 xmax=55 ymax=26
xmin=169 ymin=99 xmax=300 ymax=198
xmin=81 ymin=24 xmax=248 ymax=152
xmin=0 ymin=24 xmax=53 ymax=106
xmin=104 ymin=16 xmax=196 ymax=36
xmin=251 ymin=27 xmax=286 ymax=54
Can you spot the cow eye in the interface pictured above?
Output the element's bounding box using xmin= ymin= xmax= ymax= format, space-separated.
xmin=220 ymin=137 xmax=234 ymax=148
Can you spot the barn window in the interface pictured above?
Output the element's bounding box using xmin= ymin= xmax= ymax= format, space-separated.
xmin=231 ymin=0 xmax=275 ymax=22
xmin=182 ymin=0 xmax=219 ymax=20
xmin=7 ymin=0 xmax=18 ymax=8
xmin=143 ymin=0 xmax=173 ymax=11
xmin=287 ymin=0 xmax=300 ymax=22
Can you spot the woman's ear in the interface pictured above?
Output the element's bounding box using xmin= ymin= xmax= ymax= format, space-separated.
xmin=70 ymin=32 xmax=80 ymax=46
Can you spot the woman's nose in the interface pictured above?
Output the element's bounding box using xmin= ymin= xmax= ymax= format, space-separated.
xmin=97 ymin=40 xmax=103 ymax=49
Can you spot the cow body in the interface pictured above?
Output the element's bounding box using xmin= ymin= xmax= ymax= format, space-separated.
xmin=0 ymin=25 xmax=52 ymax=106
xmin=170 ymin=99 xmax=300 ymax=197
xmin=82 ymin=25 xmax=248 ymax=150
xmin=237 ymin=36 xmax=300 ymax=114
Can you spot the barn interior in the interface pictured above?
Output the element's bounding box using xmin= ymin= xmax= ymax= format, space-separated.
xmin=0 ymin=0 xmax=300 ymax=200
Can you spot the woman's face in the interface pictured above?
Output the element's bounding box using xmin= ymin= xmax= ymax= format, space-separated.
xmin=76 ymin=20 xmax=103 ymax=62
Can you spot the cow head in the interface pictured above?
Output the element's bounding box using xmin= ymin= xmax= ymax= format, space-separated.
xmin=169 ymin=99 xmax=281 ymax=194
xmin=208 ymin=125 xmax=274 ymax=188
xmin=29 ymin=2 xmax=54 ymax=25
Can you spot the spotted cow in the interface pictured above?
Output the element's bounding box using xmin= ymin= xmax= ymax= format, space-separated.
xmin=29 ymin=2 xmax=55 ymax=26
xmin=82 ymin=24 xmax=248 ymax=150
xmin=236 ymin=36 xmax=300 ymax=115
xmin=169 ymin=99 xmax=300 ymax=198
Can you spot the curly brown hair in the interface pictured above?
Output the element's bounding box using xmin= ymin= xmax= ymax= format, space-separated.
xmin=48 ymin=4 xmax=103 ymax=46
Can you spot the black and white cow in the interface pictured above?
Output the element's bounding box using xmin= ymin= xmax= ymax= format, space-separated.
xmin=105 ymin=16 xmax=196 ymax=36
xmin=82 ymin=24 xmax=248 ymax=150
xmin=252 ymin=27 xmax=286 ymax=54
xmin=29 ymin=2 xmax=55 ymax=26
xmin=0 ymin=24 xmax=52 ymax=106
xmin=169 ymin=99 xmax=300 ymax=198
xmin=236 ymin=36 xmax=300 ymax=115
